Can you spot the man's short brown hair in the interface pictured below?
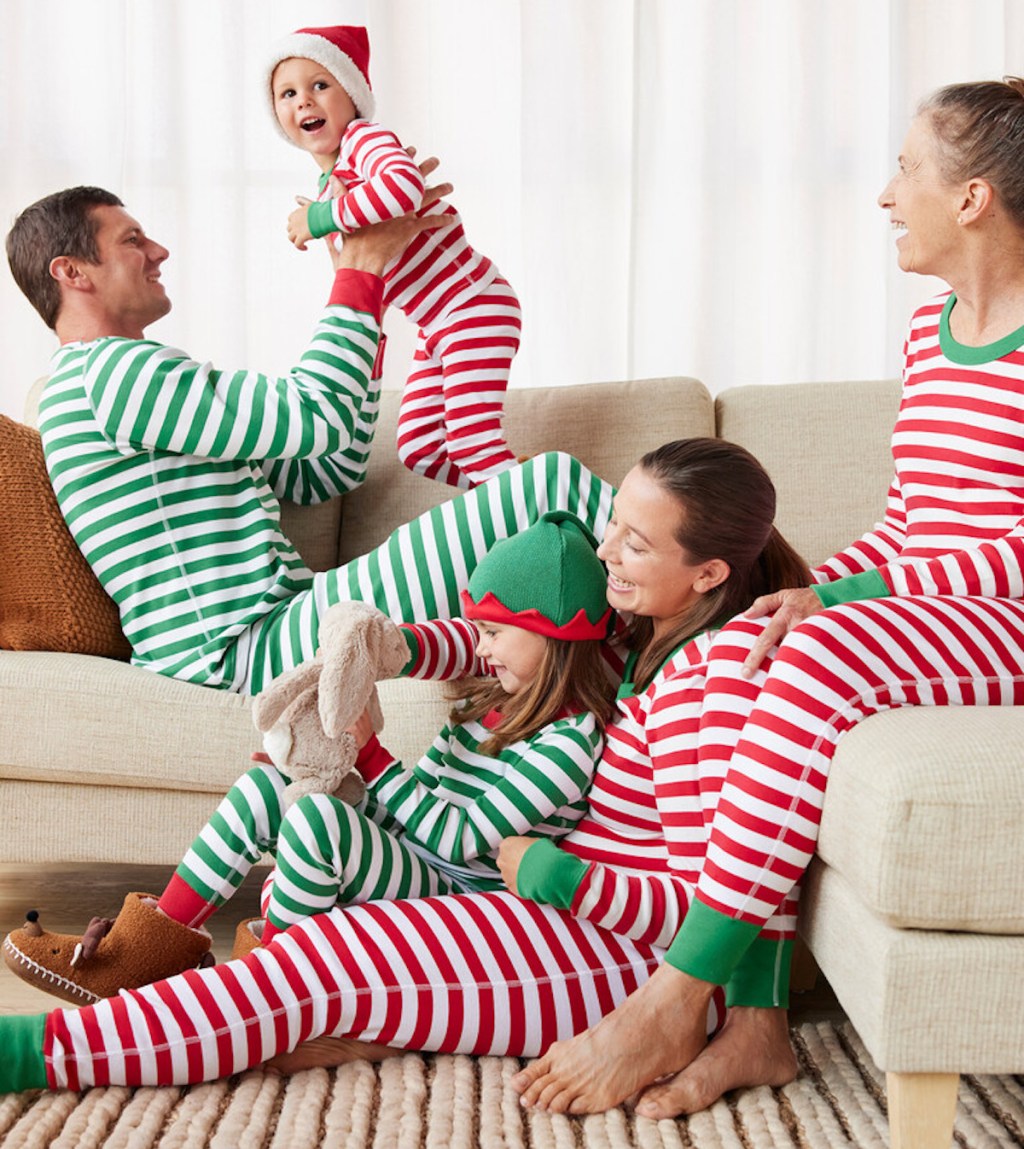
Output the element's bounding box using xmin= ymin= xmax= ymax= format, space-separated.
xmin=6 ymin=186 xmax=123 ymax=330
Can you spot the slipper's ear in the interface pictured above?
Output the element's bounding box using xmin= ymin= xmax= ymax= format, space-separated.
xmin=251 ymin=656 xmax=323 ymax=733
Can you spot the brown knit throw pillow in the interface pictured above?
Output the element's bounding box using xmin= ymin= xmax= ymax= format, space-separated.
xmin=0 ymin=414 xmax=131 ymax=659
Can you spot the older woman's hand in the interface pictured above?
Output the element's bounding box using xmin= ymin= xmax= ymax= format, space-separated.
xmin=740 ymin=586 xmax=823 ymax=677
xmin=497 ymin=835 xmax=538 ymax=896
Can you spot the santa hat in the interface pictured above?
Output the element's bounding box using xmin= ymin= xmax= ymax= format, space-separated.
xmin=460 ymin=512 xmax=613 ymax=642
xmin=265 ymin=25 xmax=375 ymax=141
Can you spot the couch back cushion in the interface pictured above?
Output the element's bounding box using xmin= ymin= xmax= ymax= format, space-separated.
xmin=716 ymin=380 xmax=902 ymax=568
xmin=338 ymin=376 xmax=715 ymax=563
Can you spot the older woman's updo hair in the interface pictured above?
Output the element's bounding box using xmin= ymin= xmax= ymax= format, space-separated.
xmin=918 ymin=77 xmax=1024 ymax=227
xmin=626 ymin=438 xmax=811 ymax=690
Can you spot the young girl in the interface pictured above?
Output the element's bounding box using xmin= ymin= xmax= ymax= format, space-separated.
xmin=3 ymin=512 xmax=616 ymax=1004
xmin=269 ymin=24 xmax=522 ymax=489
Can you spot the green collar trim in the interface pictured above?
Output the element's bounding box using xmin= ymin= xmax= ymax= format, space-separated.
xmin=616 ymin=635 xmax=696 ymax=700
xmin=939 ymin=294 xmax=1024 ymax=364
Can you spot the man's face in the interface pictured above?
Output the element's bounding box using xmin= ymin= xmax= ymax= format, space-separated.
xmin=79 ymin=205 xmax=171 ymax=336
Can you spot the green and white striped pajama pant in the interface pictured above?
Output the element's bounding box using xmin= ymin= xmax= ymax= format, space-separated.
xmin=166 ymin=761 xmax=469 ymax=934
xmin=232 ymin=451 xmax=615 ymax=693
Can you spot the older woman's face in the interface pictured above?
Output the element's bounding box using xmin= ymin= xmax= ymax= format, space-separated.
xmin=878 ymin=115 xmax=963 ymax=277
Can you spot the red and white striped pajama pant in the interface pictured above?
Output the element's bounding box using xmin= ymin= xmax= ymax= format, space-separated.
xmin=43 ymin=891 xmax=725 ymax=1090
xmin=396 ymin=278 xmax=521 ymax=489
xmin=691 ymin=594 xmax=1024 ymax=932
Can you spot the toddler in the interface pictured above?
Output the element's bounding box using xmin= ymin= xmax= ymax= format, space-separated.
xmin=270 ymin=24 xmax=523 ymax=489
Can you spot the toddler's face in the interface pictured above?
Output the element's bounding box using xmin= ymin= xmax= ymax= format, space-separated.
xmin=272 ymin=56 xmax=357 ymax=165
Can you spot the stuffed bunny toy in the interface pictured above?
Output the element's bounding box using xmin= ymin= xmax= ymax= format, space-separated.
xmin=251 ymin=601 xmax=410 ymax=808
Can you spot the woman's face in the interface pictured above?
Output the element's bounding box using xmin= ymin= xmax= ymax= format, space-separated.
xmin=596 ymin=466 xmax=726 ymax=636
xmin=878 ymin=115 xmax=963 ymax=277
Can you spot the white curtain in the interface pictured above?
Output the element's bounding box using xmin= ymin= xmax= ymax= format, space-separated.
xmin=2 ymin=0 xmax=1023 ymax=423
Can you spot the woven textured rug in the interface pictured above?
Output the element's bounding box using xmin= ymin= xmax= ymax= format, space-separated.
xmin=0 ymin=1022 xmax=1021 ymax=1148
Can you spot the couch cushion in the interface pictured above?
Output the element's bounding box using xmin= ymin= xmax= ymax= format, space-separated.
xmin=0 ymin=650 xmax=451 ymax=797
xmin=338 ymin=377 xmax=715 ymax=563
xmin=800 ymin=860 xmax=1024 ymax=1073
xmin=0 ymin=416 xmax=131 ymax=659
xmin=279 ymin=499 xmax=343 ymax=574
xmin=716 ymin=380 xmax=901 ymax=568
xmin=818 ymin=705 xmax=1024 ymax=933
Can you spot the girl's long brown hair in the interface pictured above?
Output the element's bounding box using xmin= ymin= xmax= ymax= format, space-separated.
xmin=450 ymin=636 xmax=615 ymax=756
xmin=626 ymin=438 xmax=811 ymax=692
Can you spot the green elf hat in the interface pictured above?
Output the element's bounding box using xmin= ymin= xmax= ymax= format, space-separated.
xmin=460 ymin=511 xmax=612 ymax=641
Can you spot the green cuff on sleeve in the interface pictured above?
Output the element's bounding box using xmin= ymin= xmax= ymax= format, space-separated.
xmin=724 ymin=935 xmax=793 ymax=1008
xmin=0 ymin=1013 xmax=49 ymax=1092
xmin=306 ymin=199 xmax=338 ymax=239
xmin=811 ymin=569 xmax=890 ymax=608
xmin=516 ymin=838 xmax=589 ymax=909
xmin=665 ymin=900 xmax=763 ymax=986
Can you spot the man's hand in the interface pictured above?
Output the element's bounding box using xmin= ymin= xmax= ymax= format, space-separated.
xmin=497 ymin=835 xmax=538 ymax=896
xmin=287 ymin=198 xmax=315 ymax=251
xmin=329 ymin=175 xmax=453 ymax=274
xmin=741 ymin=586 xmax=822 ymax=677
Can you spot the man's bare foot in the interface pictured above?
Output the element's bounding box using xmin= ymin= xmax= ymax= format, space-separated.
xmin=510 ymin=964 xmax=715 ymax=1115
xmin=264 ymin=1036 xmax=402 ymax=1075
xmin=635 ymin=1006 xmax=797 ymax=1118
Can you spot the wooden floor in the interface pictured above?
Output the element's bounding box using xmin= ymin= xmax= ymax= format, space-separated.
xmin=0 ymin=863 xmax=844 ymax=1021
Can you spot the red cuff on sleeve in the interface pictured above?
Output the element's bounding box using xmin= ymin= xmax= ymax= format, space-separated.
xmin=328 ymin=269 xmax=385 ymax=321
xmin=355 ymin=732 xmax=394 ymax=783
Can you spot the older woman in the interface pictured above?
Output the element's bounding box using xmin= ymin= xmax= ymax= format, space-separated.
xmin=514 ymin=77 xmax=1024 ymax=1118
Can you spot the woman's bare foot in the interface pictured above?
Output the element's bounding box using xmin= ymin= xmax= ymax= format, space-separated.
xmin=635 ymin=1006 xmax=797 ymax=1118
xmin=265 ymin=1036 xmax=402 ymax=1075
xmin=510 ymin=963 xmax=715 ymax=1115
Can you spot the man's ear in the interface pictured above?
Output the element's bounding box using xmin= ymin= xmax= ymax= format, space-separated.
xmin=48 ymin=256 xmax=93 ymax=292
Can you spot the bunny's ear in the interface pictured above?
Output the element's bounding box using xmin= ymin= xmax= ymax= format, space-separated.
xmin=316 ymin=602 xmax=400 ymax=737
xmin=251 ymin=655 xmax=323 ymax=733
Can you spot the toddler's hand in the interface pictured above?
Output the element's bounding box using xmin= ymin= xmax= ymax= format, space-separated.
xmin=287 ymin=197 xmax=315 ymax=251
xmin=497 ymin=835 xmax=538 ymax=896
xmin=345 ymin=707 xmax=375 ymax=750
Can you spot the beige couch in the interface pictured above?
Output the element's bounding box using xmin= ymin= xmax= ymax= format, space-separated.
xmin=2 ymin=376 xmax=1022 ymax=1149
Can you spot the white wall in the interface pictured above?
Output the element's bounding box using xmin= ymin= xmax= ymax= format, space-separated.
xmin=2 ymin=0 xmax=1023 ymax=423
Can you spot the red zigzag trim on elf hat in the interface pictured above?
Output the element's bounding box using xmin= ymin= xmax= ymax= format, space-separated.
xmin=460 ymin=589 xmax=612 ymax=641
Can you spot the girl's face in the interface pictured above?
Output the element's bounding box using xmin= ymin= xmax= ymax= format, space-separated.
xmin=877 ymin=115 xmax=963 ymax=278
xmin=597 ymin=466 xmax=727 ymax=638
xmin=272 ymin=56 xmax=357 ymax=171
xmin=471 ymin=621 xmax=548 ymax=696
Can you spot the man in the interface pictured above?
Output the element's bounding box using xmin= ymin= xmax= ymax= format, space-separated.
xmin=6 ymin=182 xmax=606 ymax=695
xmin=6 ymin=182 xmax=440 ymax=693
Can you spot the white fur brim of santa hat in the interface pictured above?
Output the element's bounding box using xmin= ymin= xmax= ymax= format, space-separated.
xmin=265 ymin=24 xmax=376 ymax=144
